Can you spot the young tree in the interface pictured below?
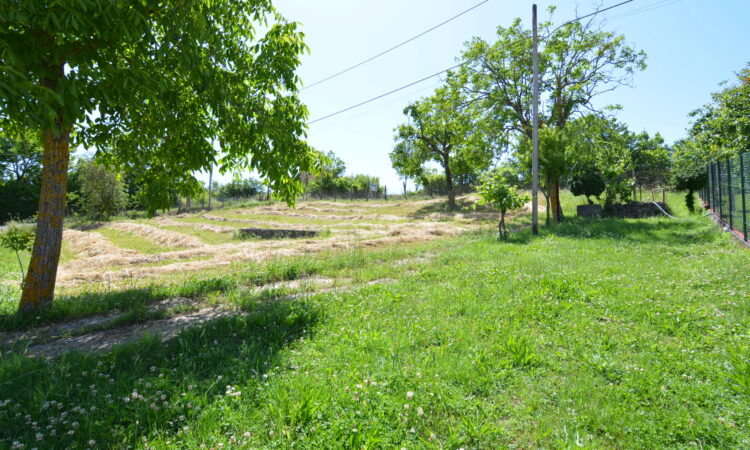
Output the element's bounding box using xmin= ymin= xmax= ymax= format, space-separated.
xmin=477 ymin=169 xmax=530 ymax=239
xmin=389 ymin=141 xmax=424 ymax=199
xmin=0 ymin=222 xmax=34 ymax=285
xmin=1 ymin=1 xmax=319 ymax=312
xmin=460 ymin=8 xmax=646 ymax=222
xmin=393 ymin=77 xmax=492 ymax=209
xmin=78 ymin=160 xmax=128 ymax=220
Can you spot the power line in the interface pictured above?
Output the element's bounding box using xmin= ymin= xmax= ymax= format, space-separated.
xmin=548 ymin=0 xmax=634 ymax=33
xmin=307 ymin=0 xmax=636 ymax=126
xmin=605 ymin=0 xmax=683 ymax=21
xmin=307 ymin=63 xmax=465 ymax=125
xmin=301 ymin=0 xmax=490 ymax=91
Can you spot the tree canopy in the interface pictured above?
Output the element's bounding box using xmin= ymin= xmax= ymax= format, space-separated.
xmin=393 ymin=76 xmax=494 ymax=208
xmin=459 ymin=8 xmax=646 ymax=221
xmin=1 ymin=0 xmax=320 ymax=311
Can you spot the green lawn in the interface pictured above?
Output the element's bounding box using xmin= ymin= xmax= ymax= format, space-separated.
xmin=96 ymin=227 xmax=186 ymax=254
xmin=1 ymin=194 xmax=749 ymax=448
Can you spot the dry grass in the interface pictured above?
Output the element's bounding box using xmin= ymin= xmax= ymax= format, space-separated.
xmin=155 ymin=217 xmax=236 ymax=234
xmin=110 ymin=222 xmax=206 ymax=248
xmin=54 ymin=198 xmax=492 ymax=289
xmin=63 ymin=230 xmax=137 ymax=258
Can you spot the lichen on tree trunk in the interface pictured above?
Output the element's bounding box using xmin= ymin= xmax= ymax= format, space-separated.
xmin=18 ymin=127 xmax=71 ymax=313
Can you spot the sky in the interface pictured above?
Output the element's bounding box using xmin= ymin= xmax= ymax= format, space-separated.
xmin=216 ymin=0 xmax=750 ymax=193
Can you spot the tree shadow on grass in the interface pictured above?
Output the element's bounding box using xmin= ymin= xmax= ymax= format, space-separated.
xmin=0 ymin=276 xmax=236 ymax=333
xmin=0 ymin=298 xmax=319 ymax=448
xmin=504 ymin=217 xmax=723 ymax=247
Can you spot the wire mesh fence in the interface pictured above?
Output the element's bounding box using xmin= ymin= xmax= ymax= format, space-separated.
xmin=701 ymin=151 xmax=749 ymax=242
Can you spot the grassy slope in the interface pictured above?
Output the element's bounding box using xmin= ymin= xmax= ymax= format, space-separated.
xmin=1 ymin=193 xmax=749 ymax=448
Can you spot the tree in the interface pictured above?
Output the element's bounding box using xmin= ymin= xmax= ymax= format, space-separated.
xmin=0 ymin=131 xmax=43 ymax=221
xmin=671 ymin=139 xmax=709 ymax=212
xmin=516 ymin=125 xmax=574 ymax=223
xmin=78 ymin=160 xmax=128 ymax=220
xmin=460 ymin=8 xmax=646 ymax=222
xmin=569 ymin=170 xmax=605 ymax=204
xmin=1 ymin=1 xmax=320 ymax=312
xmin=477 ymin=169 xmax=530 ymax=239
xmin=390 ymin=141 xmax=424 ymax=198
xmin=216 ymin=178 xmax=264 ymax=200
xmin=0 ymin=222 xmax=34 ymax=285
xmin=688 ymin=64 xmax=750 ymax=157
xmin=630 ymin=131 xmax=671 ymax=200
xmin=394 ymin=76 xmax=493 ymax=209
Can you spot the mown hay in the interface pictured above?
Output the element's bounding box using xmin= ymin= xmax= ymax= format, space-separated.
xmin=109 ymin=222 xmax=206 ymax=248
xmin=64 ymin=230 xmax=137 ymax=258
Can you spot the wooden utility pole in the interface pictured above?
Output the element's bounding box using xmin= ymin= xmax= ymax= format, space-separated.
xmin=531 ymin=4 xmax=540 ymax=235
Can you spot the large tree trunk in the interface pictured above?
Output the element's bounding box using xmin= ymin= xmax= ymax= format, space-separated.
xmin=443 ymin=156 xmax=456 ymax=209
xmin=549 ymin=176 xmax=563 ymax=223
xmin=19 ymin=127 xmax=71 ymax=313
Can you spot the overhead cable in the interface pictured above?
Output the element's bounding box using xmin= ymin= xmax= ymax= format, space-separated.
xmin=307 ymin=0 xmax=640 ymax=125
xmin=302 ymin=0 xmax=490 ymax=91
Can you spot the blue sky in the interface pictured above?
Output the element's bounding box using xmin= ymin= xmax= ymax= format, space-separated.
xmin=258 ymin=0 xmax=750 ymax=194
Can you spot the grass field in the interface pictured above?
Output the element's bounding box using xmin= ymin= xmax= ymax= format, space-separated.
xmin=1 ymin=193 xmax=749 ymax=448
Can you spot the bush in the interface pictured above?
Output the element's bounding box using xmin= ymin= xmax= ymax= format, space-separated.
xmin=79 ymin=161 xmax=128 ymax=220
xmin=569 ymin=170 xmax=605 ymax=204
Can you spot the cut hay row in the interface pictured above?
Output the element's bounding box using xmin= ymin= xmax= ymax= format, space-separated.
xmin=234 ymin=209 xmax=406 ymax=222
xmin=109 ymin=222 xmax=206 ymax=249
xmin=200 ymin=214 xmax=310 ymax=229
xmin=155 ymin=217 xmax=237 ymax=234
xmin=63 ymin=230 xmax=138 ymax=258
xmin=56 ymin=221 xmax=470 ymax=288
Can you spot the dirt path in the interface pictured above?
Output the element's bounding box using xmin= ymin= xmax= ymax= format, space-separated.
xmin=3 ymin=278 xmax=392 ymax=359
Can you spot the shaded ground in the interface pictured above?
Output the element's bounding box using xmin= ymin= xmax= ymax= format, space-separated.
xmin=0 ymin=275 xmax=403 ymax=358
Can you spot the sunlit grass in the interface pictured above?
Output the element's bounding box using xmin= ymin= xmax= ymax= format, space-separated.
xmin=1 ymin=192 xmax=749 ymax=448
xmin=96 ymin=227 xmax=185 ymax=254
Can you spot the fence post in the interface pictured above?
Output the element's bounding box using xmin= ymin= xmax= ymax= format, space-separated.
xmin=740 ymin=154 xmax=748 ymax=241
xmin=717 ymin=161 xmax=724 ymax=220
xmin=708 ymin=164 xmax=716 ymax=209
xmin=728 ymin=158 xmax=734 ymax=231
xmin=703 ymin=164 xmax=714 ymax=209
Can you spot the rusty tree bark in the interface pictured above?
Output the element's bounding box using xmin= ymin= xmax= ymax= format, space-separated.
xmin=549 ymin=176 xmax=563 ymax=224
xmin=18 ymin=66 xmax=71 ymax=313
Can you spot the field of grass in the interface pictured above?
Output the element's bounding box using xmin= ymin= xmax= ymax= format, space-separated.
xmin=1 ymin=192 xmax=749 ymax=448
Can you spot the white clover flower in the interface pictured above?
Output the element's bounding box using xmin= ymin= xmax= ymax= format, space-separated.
xmin=88 ymin=440 xmax=96 ymax=446
xmin=417 ymin=407 xmax=424 ymax=416
xmin=406 ymin=391 xmax=415 ymax=399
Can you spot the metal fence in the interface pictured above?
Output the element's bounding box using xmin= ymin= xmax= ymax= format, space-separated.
xmin=702 ymin=151 xmax=750 ymax=242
